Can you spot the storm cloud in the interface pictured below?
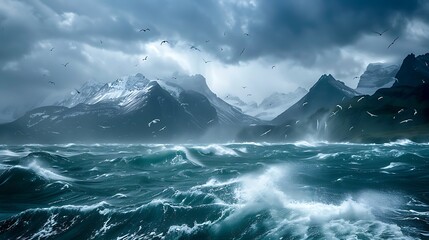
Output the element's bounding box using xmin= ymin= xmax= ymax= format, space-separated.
xmin=0 ymin=0 xmax=428 ymax=122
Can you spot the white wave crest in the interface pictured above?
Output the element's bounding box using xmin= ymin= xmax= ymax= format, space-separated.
xmin=193 ymin=144 xmax=239 ymax=156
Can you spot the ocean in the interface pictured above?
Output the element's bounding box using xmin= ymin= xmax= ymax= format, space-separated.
xmin=0 ymin=140 xmax=428 ymax=239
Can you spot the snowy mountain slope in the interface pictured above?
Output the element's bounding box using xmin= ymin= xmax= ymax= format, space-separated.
xmin=272 ymin=74 xmax=359 ymax=124
xmin=355 ymin=63 xmax=399 ymax=95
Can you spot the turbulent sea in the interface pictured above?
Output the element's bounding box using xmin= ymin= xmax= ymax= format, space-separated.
xmin=1 ymin=141 xmax=429 ymax=239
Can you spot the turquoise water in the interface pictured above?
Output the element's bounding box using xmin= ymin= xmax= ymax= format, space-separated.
xmin=1 ymin=141 xmax=429 ymax=239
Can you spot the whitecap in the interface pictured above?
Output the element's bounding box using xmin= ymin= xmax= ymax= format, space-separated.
xmin=381 ymin=162 xmax=407 ymax=170
xmin=193 ymin=144 xmax=239 ymax=156
xmin=28 ymin=161 xmax=74 ymax=182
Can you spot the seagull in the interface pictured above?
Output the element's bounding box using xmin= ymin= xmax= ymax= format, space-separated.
xmin=100 ymin=40 xmax=103 ymax=44
xmin=400 ymin=119 xmax=413 ymax=124
xmin=62 ymin=62 xmax=69 ymax=67
xmin=388 ymin=36 xmax=399 ymax=49
xmin=357 ymin=96 xmax=365 ymax=102
xmin=302 ymin=102 xmax=308 ymax=106
xmin=342 ymin=97 xmax=346 ymax=102
xmin=205 ymin=40 xmax=210 ymax=43
xmin=284 ymin=134 xmax=288 ymax=139
xmin=372 ymin=28 xmax=389 ymax=36
xmin=349 ymin=126 xmax=354 ymax=131
xmin=242 ymin=86 xmax=247 ymax=89
xmin=142 ymin=56 xmax=148 ymax=61
xmin=207 ymin=119 xmax=215 ymax=124
xmin=414 ymin=109 xmax=418 ymax=116
xmin=260 ymin=129 xmax=271 ymax=137
xmin=348 ymin=104 xmax=352 ymax=109
xmin=75 ymin=89 xmax=81 ymax=94
xmin=48 ymin=81 xmax=55 ymax=85
xmin=220 ymin=47 xmax=224 ymax=51
xmin=159 ymin=126 xmax=167 ymax=132
xmin=329 ymin=111 xmax=338 ymax=117
xmin=50 ymin=47 xmax=54 ymax=51
xmin=272 ymin=65 xmax=276 ymax=69
xmin=203 ymin=59 xmax=211 ymax=64
xmin=295 ymin=120 xmax=300 ymax=124
xmin=160 ymin=40 xmax=169 ymax=45
xmin=148 ymin=119 xmax=160 ymax=127
xmin=247 ymin=94 xmax=252 ymax=96
xmin=422 ymin=80 xmax=426 ymax=84
xmin=180 ymin=103 xmax=189 ymax=106
xmin=397 ymin=109 xmax=404 ymax=114
xmin=378 ymin=96 xmax=383 ymax=100
xmin=244 ymin=33 xmax=250 ymax=36
xmin=336 ymin=105 xmax=343 ymax=110
xmin=353 ymin=76 xmax=359 ymax=79
xmin=366 ymin=111 xmax=377 ymax=117
xmin=139 ymin=28 xmax=150 ymax=32
xmin=190 ymin=46 xmax=201 ymax=51
xmin=239 ymin=48 xmax=245 ymax=56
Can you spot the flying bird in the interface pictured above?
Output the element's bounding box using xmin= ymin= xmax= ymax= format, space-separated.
xmin=372 ymin=28 xmax=389 ymax=36
xmin=366 ymin=111 xmax=377 ymax=117
xmin=148 ymin=119 xmax=161 ymax=127
xmin=190 ymin=46 xmax=201 ymax=51
xmin=244 ymin=33 xmax=250 ymax=36
xmin=378 ymin=96 xmax=383 ymax=100
xmin=160 ymin=40 xmax=169 ymax=45
xmin=329 ymin=111 xmax=338 ymax=117
xmin=159 ymin=126 xmax=167 ymax=132
xmin=388 ymin=36 xmax=399 ymax=49
xmin=50 ymin=47 xmax=54 ymax=51
xmin=48 ymin=81 xmax=55 ymax=85
xmin=349 ymin=126 xmax=354 ymax=131
xmin=62 ymin=62 xmax=69 ymax=67
xmin=220 ymin=48 xmax=224 ymax=51
xmin=348 ymin=104 xmax=352 ymax=109
xmin=271 ymin=65 xmax=276 ymax=69
xmin=400 ymin=119 xmax=413 ymax=124
xmin=302 ymin=102 xmax=308 ymax=106
xmin=75 ymin=89 xmax=81 ymax=94
xmin=295 ymin=120 xmax=300 ymax=124
xmin=414 ymin=109 xmax=418 ymax=116
xmin=100 ymin=40 xmax=103 ymax=44
xmin=207 ymin=119 xmax=215 ymax=124
xmin=139 ymin=28 xmax=150 ymax=32
xmin=353 ymin=76 xmax=359 ymax=79
xmin=142 ymin=56 xmax=148 ymax=61
xmin=242 ymin=86 xmax=247 ymax=89
xmin=397 ymin=109 xmax=404 ymax=114
xmin=357 ymin=96 xmax=365 ymax=102
xmin=336 ymin=105 xmax=343 ymax=110
xmin=239 ymin=48 xmax=245 ymax=56
xmin=205 ymin=40 xmax=210 ymax=43
xmin=260 ymin=129 xmax=271 ymax=137
xmin=247 ymin=94 xmax=252 ymax=96
xmin=203 ymin=59 xmax=211 ymax=64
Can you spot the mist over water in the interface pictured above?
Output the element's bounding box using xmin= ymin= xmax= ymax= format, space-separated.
xmin=1 ymin=141 xmax=429 ymax=239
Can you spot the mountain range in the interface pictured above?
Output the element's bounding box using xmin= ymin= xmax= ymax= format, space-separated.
xmin=237 ymin=53 xmax=429 ymax=143
xmin=0 ymin=74 xmax=259 ymax=143
xmin=224 ymin=88 xmax=308 ymax=121
xmin=1 ymin=53 xmax=428 ymax=143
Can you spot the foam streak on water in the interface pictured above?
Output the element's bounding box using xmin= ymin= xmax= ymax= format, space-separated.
xmin=0 ymin=142 xmax=428 ymax=239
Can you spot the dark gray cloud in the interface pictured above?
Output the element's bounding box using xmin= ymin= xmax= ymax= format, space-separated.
xmin=0 ymin=0 xmax=428 ymax=122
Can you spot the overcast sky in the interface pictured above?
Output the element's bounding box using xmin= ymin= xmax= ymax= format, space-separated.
xmin=0 ymin=0 xmax=428 ymax=122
